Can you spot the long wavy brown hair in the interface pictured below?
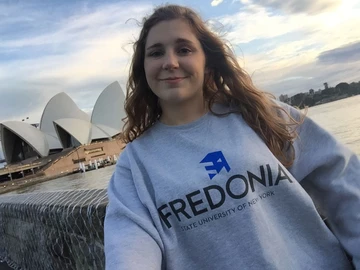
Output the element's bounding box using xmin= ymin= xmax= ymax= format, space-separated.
xmin=122 ymin=4 xmax=302 ymax=167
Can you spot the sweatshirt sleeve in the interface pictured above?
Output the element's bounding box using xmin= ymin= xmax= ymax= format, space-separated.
xmin=287 ymin=106 xmax=360 ymax=269
xmin=104 ymin=148 xmax=163 ymax=270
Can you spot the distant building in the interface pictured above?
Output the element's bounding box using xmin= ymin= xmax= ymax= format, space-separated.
xmin=0 ymin=81 xmax=125 ymax=165
xmin=324 ymin=82 xmax=329 ymax=89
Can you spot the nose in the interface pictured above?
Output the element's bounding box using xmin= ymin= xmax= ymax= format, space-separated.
xmin=162 ymin=51 xmax=179 ymax=70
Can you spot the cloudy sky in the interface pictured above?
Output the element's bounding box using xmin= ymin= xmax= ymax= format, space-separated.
xmin=1 ymin=0 xmax=359 ymax=123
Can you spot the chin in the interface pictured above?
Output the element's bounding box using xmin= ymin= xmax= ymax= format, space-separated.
xmin=164 ymin=96 xmax=188 ymax=105
xmin=160 ymin=89 xmax=190 ymax=102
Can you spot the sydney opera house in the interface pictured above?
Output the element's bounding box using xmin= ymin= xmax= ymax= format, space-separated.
xmin=0 ymin=81 xmax=126 ymax=181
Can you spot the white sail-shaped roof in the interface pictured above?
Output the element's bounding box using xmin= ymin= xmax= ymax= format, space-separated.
xmin=44 ymin=133 xmax=62 ymax=149
xmin=94 ymin=124 xmax=120 ymax=138
xmin=53 ymin=118 xmax=111 ymax=148
xmin=0 ymin=121 xmax=49 ymax=163
xmin=91 ymin=124 xmax=111 ymax=141
xmin=40 ymin=92 xmax=90 ymax=149
xmin=91 ymin=81 xmax=125 ymax=137
xmin=53 ymin=118 xmax=92 ymax=147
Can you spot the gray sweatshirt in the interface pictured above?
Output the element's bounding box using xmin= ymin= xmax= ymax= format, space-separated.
xmin=104 ymin=103 xmax=360 ymax=269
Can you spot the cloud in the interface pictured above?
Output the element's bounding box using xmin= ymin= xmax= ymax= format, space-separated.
xmin=318 ymin=41 xmax=360 ymax=64
xmin=254 ymin=59 xmax=360 ymax=96
xmin=0 ymin=87 xmax=50 ymax=123
xmin=218 ymin=0 xmax=360 ymax=45
xmin=211 ymin=0 xmax=224 ymax=7
xmin=0 ymin=2 xmax=153 ymax=122
xmin=218 ymin=8 xmax=311 ymax=44
xmin=239 ymin=0 xmax=341 ymax=14
xmin=1 ymin=0 xmax=360 ymax=124
xmin=243 ymin=43 xmax=360 ymax=96
xmin=0 ymin=3 xmax=151 ymax=49
xmin=215 ymin=0 xmax=360 ymax=96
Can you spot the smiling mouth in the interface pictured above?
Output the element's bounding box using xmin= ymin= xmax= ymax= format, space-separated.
xmin=160 ymin=77 xmax=186 ymax=83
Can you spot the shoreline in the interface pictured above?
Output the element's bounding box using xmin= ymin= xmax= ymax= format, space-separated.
xmin=0 ymin=172 xmax=74 ymax=196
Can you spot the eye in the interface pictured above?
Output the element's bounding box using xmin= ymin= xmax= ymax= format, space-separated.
xmin=178 ymin=47 xmax=192 ymax=55
xmin=148 ymin=50 xmax=163 ymax=57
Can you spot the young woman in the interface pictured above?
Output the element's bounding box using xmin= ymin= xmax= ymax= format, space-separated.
xmin=104 ymin=5 xmax=360 ymax=269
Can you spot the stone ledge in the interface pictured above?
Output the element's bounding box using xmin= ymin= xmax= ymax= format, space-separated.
xmin=0 ymin=189 xmax=108 ymax=270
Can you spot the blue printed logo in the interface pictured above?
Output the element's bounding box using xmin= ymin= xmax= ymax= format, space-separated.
xmin=200 ymin=151 xmax=231 ymax=179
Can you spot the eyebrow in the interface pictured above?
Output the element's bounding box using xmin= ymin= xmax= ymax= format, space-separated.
xmin=146 ymin=38 xmax=195 ymax=50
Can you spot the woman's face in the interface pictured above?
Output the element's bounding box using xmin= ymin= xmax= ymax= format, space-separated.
xmin=144 ymin=19 xmax=206 ymax=108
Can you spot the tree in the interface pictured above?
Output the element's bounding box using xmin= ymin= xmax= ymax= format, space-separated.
xmin=291 ymin=93 xmax=306 ymax=107
xmin=335 ymin=82 xmax=350 ymax=94
xmin=349 ymin=82 xmax=360 ymax=95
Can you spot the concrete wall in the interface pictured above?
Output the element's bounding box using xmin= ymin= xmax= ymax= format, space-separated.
xmin=0 ymin=189 xmax=108 ymax=270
